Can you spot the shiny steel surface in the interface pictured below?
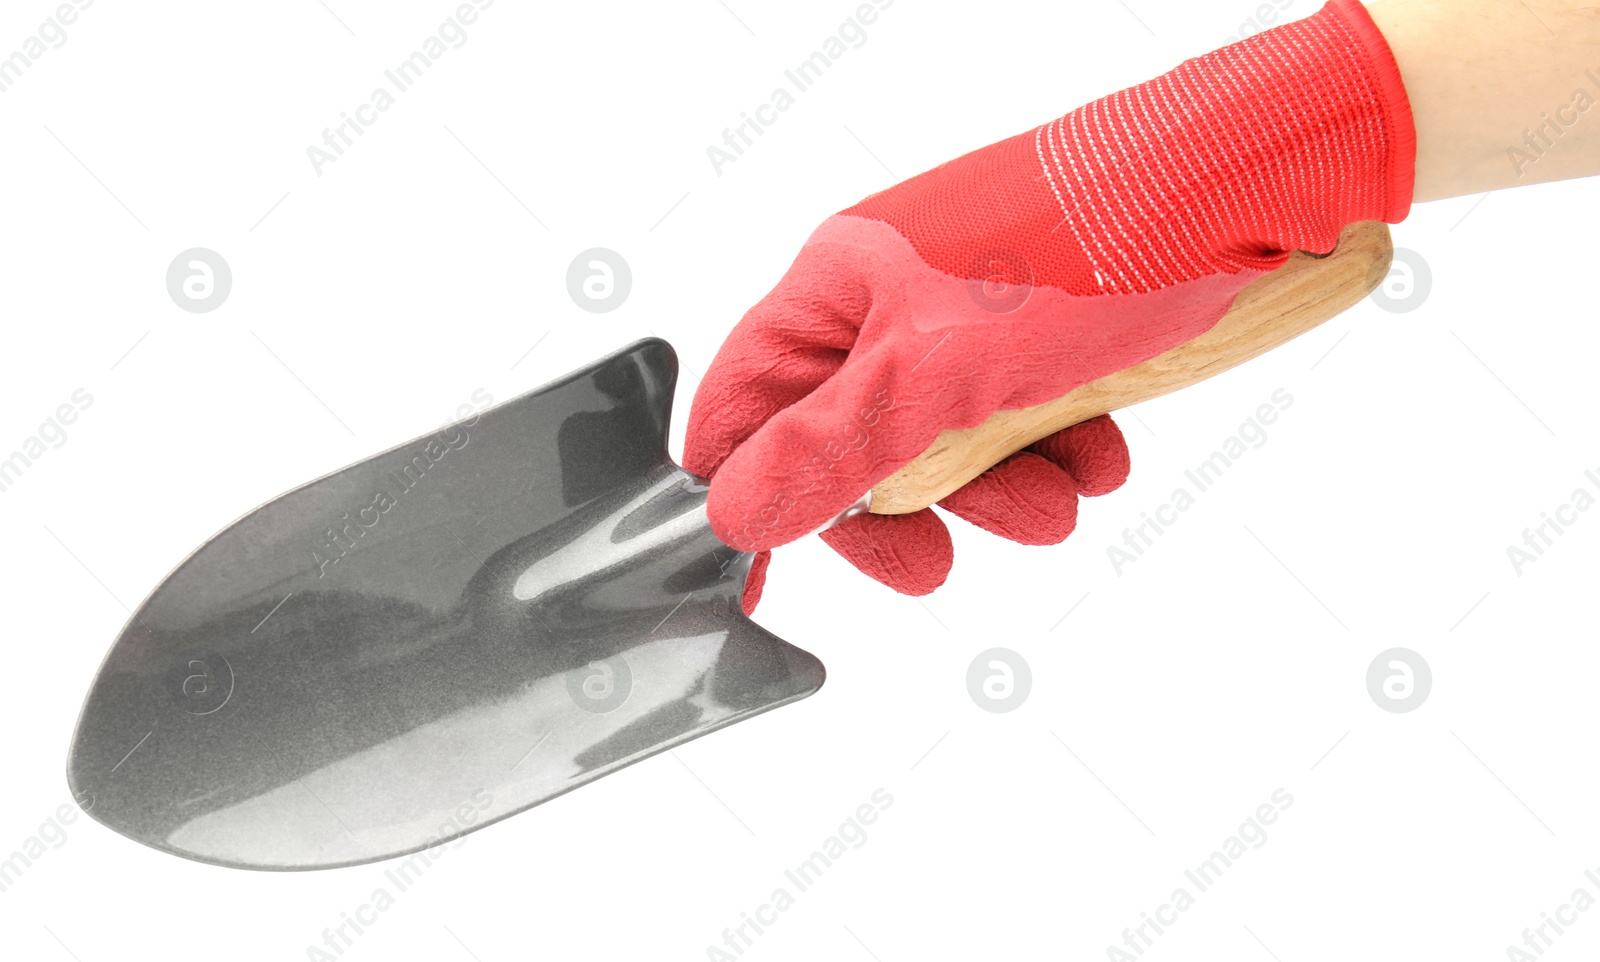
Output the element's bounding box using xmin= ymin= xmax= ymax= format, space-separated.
xmin=66 ymin=339 xmax=825 ymax=870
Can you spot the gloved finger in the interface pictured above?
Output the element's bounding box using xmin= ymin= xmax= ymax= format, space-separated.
xmin=1029 ymin=415 xmax=1130 ymax=496
xmin=701 ymin=280 xmax=1173 ymax=552
xmin=738 ymin=550 xmax=771 ymax=615
xmin=818 ymin=509 xmax=953 ymax=596
xmin=683 ymin=244 xmax=871 ymax=481
xmin=937 ymin=452 xmax=1081 ymax=546
xmin=706 ymin=329 xmax=971 ymax=552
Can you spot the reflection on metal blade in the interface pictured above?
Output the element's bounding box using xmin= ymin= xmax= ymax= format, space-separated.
xmin=66 ymin=339 xmax=825 ymax=870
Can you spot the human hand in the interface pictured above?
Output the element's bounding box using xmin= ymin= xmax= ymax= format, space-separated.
xmin=686 ymin=0 xmax=1414 ymax=611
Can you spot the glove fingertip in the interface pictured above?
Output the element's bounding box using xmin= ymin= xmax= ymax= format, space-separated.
xmin=703 ymin=466 xmax=804 ymax=553
xmin=819 ymin=511 xmax=952 ymax=596
xmin=1036 ymin=415 xmax=1131 ymax=497
xmin=740 ymin=550 xmax=772 ymax=615
xmin=939 ymin=453 xmax=1080 ymax=545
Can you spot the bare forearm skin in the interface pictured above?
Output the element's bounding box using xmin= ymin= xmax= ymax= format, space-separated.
xmin=1365 ymin=0 xmax=1600 ymax=201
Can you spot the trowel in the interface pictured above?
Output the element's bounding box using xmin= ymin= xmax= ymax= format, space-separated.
xmin=67 ymin=222 xmax=1391 ymax=870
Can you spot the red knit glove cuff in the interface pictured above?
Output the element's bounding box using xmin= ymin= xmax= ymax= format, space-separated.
xmin=839 ymin=0 xmax=1420 ymax=295
xmin=1326 ymin=0 xmax=1417 ymax=223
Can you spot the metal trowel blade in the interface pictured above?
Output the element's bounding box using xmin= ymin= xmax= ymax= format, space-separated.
xmin=66 ymin=338 xmax=824 ymax=870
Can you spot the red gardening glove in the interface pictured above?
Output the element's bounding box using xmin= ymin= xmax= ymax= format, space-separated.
xmin=686 ymin=0 xmax=1415 ymax=611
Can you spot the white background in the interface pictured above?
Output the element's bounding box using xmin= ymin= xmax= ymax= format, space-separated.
xmin=2 ymin=0 xmax=1597 ymax=959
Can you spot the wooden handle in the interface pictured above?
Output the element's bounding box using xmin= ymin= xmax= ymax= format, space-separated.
xmin=868 ymin=220 xmax=1393 ymax=515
